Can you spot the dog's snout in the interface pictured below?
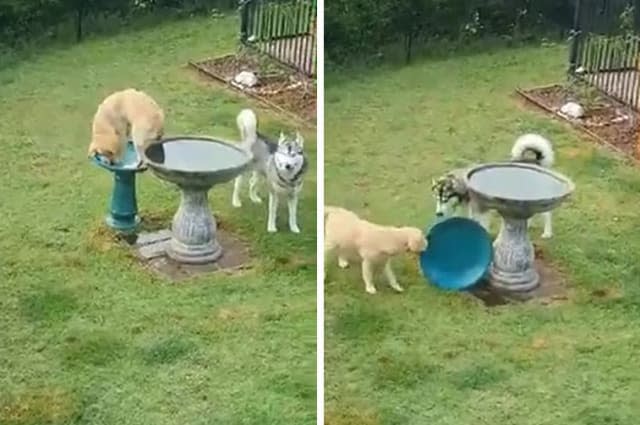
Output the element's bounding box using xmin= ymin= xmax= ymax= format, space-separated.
xmin=285 ymin=164 xmax=293 ymax=170
xmin=435 ymin=212 xmax=444 ymax=217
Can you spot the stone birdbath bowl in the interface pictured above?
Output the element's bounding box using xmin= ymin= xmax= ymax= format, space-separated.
xmin=145 ymin=136 xmax=252 ymax=265
xmin=465 ymin=162 xmax=575 ymax=293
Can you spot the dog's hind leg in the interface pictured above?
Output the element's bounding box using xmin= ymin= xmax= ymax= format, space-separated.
xmin=249 ymin=171 xmax=262 ymax=204
xmin=541 ymin=212 xmax=552 ymax=239
xmin=383 ymin=260 xmax=403 ymax=292
xmin=232 ymin=175 xmax=243 ymax=208
xmin=361 ymin=259 xmax=377 ymax=294
xmin=267 ymin=191 xmax=278 ymax=233
xmin=287 ymin=193 xmax=300 ymax=233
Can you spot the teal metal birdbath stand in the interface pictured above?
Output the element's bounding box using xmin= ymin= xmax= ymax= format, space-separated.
xmin=90 ymin=141 xmax=145 ymax=233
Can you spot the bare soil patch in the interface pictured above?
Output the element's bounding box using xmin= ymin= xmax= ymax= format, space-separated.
xmin=190 ymin=52 xmax=316 ymax=124
xmin=519 ymin=83 xmax=639 ymax=159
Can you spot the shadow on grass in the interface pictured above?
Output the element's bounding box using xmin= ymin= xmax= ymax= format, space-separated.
xmin=374 ymin=355 xmax=442 ymax=390
xmin=448 ymin=363 xmax=510 ymax=391
xmin=331 ymin=303 xmax=392 ymax=341
xmin=20 ymin=288 xmax=78 ymax=324
xmin=140 ymin=336 xmax=196 ymax=365
xmin=62 ymin=329 xmax=127 ymax=367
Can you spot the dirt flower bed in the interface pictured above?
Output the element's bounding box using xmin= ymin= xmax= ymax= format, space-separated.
xmin=190 ymin=52 xmax=316 ymax=124
xmin=521 ymin=84 xmax=639 ymax=159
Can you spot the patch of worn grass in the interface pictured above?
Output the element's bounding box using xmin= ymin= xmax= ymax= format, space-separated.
xmin=326 ymin=43 xmax=640 ymax=424
xmin=0 ymin=388 xmax=79 ymax=425
xmin=0 ymin=13 xmax=315 ymax=425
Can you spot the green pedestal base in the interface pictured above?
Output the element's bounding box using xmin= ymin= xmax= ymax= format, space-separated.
xmin=91 ymin=141 xmax=145 ymax=234
xmin=106 ymin=169 xmax=140 ymax=233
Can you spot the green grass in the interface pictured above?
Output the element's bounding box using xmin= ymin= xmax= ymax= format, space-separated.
xmin=325 ymin=43 xmax=640 ymax=424
xmin=0 ymin=14 xmax=316 ymax=425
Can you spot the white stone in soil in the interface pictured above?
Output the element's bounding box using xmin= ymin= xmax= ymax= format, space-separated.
xmin=233 ymin=71 xmax=258 ymax=88
xmin=559 ymin=101 xmax=585 ymax=119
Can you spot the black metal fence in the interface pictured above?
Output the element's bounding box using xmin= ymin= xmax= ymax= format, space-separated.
xmin=569 ymin=0 xmax=640 ymax=108
xmin=239 ymin=0 xmax=316 ymax=76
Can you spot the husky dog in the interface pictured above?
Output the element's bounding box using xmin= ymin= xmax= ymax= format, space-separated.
xmin=231 ymin=109 xmax=308 ymax=233
xmin=431 ymin=133 xmax=555 ymax=238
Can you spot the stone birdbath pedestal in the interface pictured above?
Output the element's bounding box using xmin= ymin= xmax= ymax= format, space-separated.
xmin=90 ymin=141 xmax=146 ymax=234
xmin=144 ymin=136 xmax=251 ymax=264
xmin=465 ymin=163 xmax=575 ymax=293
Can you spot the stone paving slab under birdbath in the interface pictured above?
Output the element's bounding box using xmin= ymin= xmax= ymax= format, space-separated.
xmin=467 ymin=257 xmax=570 ymax=307
xmin=133 ymin=228 xmax=251 ymax=281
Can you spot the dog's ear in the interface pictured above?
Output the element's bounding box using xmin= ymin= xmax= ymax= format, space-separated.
xmin=431 ymin=178 xmax=437 ymax=189
xmin=278 ymin=132 xmax=286 ymax=145
xmin=295 ymin=131 xmax=304 ymax=147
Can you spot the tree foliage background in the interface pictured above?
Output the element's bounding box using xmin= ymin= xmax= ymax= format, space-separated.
xmin=0 ymin=0 xmax=237 ymax=46
xmin=326 ymin=0 xmax=578 ymax=63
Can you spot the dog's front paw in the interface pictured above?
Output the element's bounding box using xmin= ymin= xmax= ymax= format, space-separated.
xmin=232 ymin=199 xmax=242 ymax=208
xmin=365 ymin=286 xmax=377 ymax=295
xmin=289 ymin=224 xmax=301 ymax=234
xmin=267 ymin=224 xmax=277 ymax=233
xmin=541 ymin=231 xmax=552 ymax=239
xmin=338 ymin=258 xmax=349 ymax=269
xmin=250 ymin=195 xmax=263 ymax=204
xmin=391 ymin=283 xmax=404 ymax=293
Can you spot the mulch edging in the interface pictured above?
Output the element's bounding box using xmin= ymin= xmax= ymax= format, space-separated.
xmin=515 ymin=84 xmax=640 ymax=166
xmin=188 ymin=53 xmax=316 ymax=128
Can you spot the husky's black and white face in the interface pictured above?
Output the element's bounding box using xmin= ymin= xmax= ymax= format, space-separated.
xmin=431 ymin=174 xmax=465 ymax=217
xmin=273 ymin=131 xmax=306 ymax=180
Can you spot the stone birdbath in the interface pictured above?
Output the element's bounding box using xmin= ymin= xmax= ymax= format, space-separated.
xmin=465 ymin=163 xmax=575 ymax=293
xmin=145 ymin=136 xmax=251 ymax=264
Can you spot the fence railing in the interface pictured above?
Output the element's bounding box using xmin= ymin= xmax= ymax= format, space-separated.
xmin=569 ymin=0 xmax=640 ymax=109
xmin=239 ymin=0 xmax=316 ymax=76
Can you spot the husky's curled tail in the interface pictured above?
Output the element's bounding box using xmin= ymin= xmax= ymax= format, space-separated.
xmin=237 ymin=108 xmax=260 ymax=149
xmin=511 ymin=133 xmax=554 ymax=168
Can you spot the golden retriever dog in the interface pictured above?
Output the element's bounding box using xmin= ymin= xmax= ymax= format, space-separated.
xmin=87 ymin=88 xmax=165 ymax=167
xmin=324 ymin=205 xmax=427 ymax=294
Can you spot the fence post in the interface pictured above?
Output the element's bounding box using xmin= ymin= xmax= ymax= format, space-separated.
xmin=239 ymin=0 xmax=250 ymax=43
xmin=568 ymin=0 xmax=583 ymax=75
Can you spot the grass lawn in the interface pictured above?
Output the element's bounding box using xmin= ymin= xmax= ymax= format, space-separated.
xmin=0 ymin=14 xmax=316 ymax=425
xmin=325 ymin=43 xmax=640 ymax=425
